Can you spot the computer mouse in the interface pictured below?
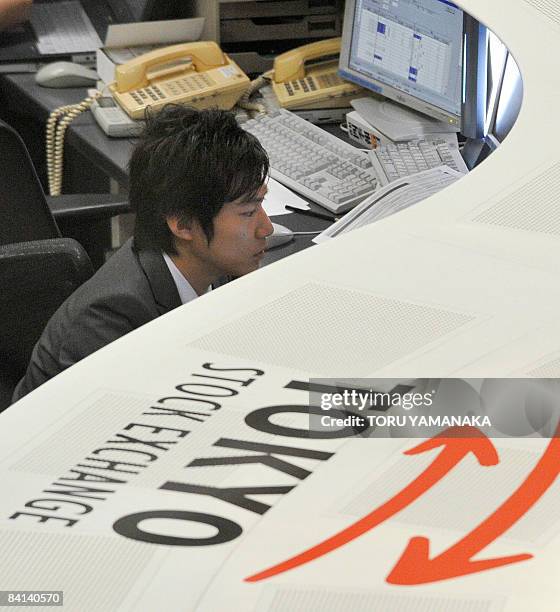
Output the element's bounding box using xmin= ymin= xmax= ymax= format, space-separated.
xmin=35 ymin=61 xmax=98 ymax=88
xmin=266 ymin=223 xmax=294 ymax=250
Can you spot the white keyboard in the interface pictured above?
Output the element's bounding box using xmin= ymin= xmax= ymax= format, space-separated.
xmin=243 ymin=109 xmax=380 ymax=214
xmin=370 ymin=139 xmax=469 ymax=186
xmin=30 ymin=1 xmax=102 ymax=54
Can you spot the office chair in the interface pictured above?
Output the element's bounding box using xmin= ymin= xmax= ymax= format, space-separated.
xmin=0 ymin=238 xmax=94 ymax=412
xmin=0 ymin=119 xmax=130 ymax=267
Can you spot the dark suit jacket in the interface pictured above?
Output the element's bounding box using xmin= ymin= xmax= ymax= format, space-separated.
xmin=12 ymin=239 xmax=181 ymax=403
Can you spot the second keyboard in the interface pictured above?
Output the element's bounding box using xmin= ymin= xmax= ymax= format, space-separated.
xmin=370 ymin=139 xmax=469 ymax=186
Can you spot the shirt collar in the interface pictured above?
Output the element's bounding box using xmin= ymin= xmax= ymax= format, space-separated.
xmin=162 ymin=252 xmax=199 ymax=305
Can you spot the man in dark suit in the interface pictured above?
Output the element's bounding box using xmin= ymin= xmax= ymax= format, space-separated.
xmin=12 ymin=105 xmax=272 ymax=402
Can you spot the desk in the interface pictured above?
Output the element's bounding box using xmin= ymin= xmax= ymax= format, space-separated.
xmin=2 ymin=1 xmax=560 ymax=606
xmin=0 ymin=73 xmax=132 ymax=187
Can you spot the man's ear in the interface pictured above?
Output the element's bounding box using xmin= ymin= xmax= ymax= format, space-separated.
xmin=166 ymin=216 xmax=194 ymax=242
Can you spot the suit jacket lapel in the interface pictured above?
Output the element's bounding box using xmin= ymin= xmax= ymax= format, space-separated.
xmin=136 ymin=246 xmax=181 ymax=315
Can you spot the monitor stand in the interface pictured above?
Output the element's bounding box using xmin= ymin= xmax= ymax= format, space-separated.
xmin=351 ymin=96 xmax=459 ymax=142
xmin=462 ymin=137 xmax=494 ymax=170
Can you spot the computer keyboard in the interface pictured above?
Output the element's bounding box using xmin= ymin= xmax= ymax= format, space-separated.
xmin=370 ymin=139 xmax=469 ymax=186
xmin=31 ymin=1 xmax=102 ymax=54
xmin=243 ymin=109 xmax=380 ymax=214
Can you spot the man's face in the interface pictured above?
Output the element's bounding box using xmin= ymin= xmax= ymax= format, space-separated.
xmin=186 ymin=183 xmax=273 ymax=279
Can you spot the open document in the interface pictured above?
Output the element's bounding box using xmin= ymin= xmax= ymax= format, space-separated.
xmin=314 ymin=166 xmax=463 ymax=243
xmin=263 ymin=177 xmax=310 ymax=217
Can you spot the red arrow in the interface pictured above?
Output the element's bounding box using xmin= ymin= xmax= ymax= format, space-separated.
xmin=245 ymin=426 xmax=498 ymax=582
xmin=387 ymin=422 xmax=560 ymax=585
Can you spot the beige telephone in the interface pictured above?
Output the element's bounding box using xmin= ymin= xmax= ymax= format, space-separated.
xmin=271 ymin=38 xmax=365 ymax=110
xmin=110 ymin=41 xmax=250 ymax=119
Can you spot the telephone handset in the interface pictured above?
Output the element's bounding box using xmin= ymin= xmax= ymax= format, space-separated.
xmin=110 ymin=41 xmax=250 ymax=119
xmin=271 ymin=38 xmax=364 ymax=111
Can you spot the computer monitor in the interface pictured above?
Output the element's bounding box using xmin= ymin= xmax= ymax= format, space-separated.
xmin=461 ymin=14 xmax=487 ymax=140
xmin=461 ymin=18 xmax=523 ymax=166
xmin=491 ymin=55 xmax=523 ymax=141
xmin=339 ymin=0 xmax=464 ymax=127
xmin=485 ymin=43 xmax=523 ymax=148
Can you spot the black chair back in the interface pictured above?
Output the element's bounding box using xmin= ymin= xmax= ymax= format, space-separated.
xmin=0 ymin=119 xmax=61 ymax=245
xmin=0 ymin=238 xmax=93 ymax=410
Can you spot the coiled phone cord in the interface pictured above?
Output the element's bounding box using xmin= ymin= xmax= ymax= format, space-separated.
xmin=237 ymin=70 xmax=273 ymax=116
xmin=46 ymin=92 xmax=101 ymax=196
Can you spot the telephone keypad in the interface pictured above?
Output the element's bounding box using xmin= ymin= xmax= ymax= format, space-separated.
xmin=161 ymin=73 xmax=217 ymax=99
xmin=317 ymin=73 xmax=343 ymax=89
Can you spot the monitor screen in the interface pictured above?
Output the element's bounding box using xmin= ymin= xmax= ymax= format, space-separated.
xmin=339 ymin=0 xmax=464 ymax=126
xmin=489 ymin=51 xmax=523 ymax=144
xmin=484 ymin=30 xmax=508 ymax=136
xmin=462 ymin=21 xmax=523 ymax=149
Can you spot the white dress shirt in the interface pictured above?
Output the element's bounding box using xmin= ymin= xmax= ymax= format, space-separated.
xmin=162 ymin=252 xmax=199 ymax=305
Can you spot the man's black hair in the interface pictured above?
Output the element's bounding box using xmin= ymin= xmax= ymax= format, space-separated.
xmin=129 ymin=105 xmax=269 ymax=254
